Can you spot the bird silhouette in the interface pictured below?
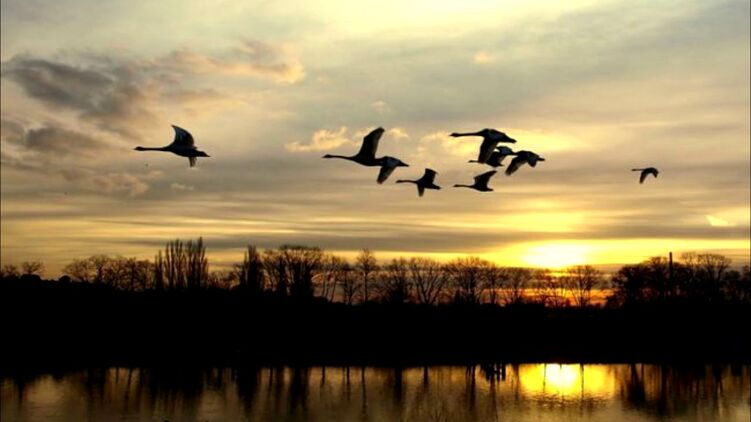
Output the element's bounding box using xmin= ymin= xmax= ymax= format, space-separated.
xmin=469 ymin=151 xmax=509 ymax=168
xmin=322 ymin=127 xmax=384 ymax=166
xmin=377 ymin=156 xmax=409 ymax=184
xmin=454 ymin=170 xmax=498 ymax=192
xmin=505 ymin=150 xmax=545 ymax=176
xmin=134 ymin=125 xmax=209 ymax=167
xmin=450 ymin=129 xmax=517 ymax=164
xmin=396 ymin=168 xmax=441 ymax=197
xmin=632 ymin=167 xmax=659 ymax=184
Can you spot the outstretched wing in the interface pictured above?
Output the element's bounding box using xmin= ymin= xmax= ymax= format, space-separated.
xmin=475 ymin=170 xmax=497 ymax=185
xmin=189 ymin=156 xmax=197 ymax=167
xmin=477 ymin=139 xmax=496 ymax=164
xmin=422 ymin=169 xmax=437 ymax=184
xmin=505 ymin=156 xmax=526 ymax=176
xmin=358 ymin=127 xmax=384 ymax=159
xmin=377 ymin=164 xmax=396 ymax=184
xmin=171 ymin=125 xmax=195 ymax=148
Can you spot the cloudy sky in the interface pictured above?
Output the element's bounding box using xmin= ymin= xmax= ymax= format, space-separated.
xmin=1 ymin=0 xmax=749 ymax=275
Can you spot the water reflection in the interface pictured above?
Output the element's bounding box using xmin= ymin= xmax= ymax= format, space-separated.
xmin=2 ymin=364 xmax=749 ymax=421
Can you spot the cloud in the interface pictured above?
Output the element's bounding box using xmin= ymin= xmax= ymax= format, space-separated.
xmin=1 ymin=55 xmax=157 ymax=138
xmin=473 ymin=50 xmax=495 ymax=64
xmin=285 ymin=126 xmax=355 ymax=152
xmin=370 ymin=100 xmax=391 ymax=114
xmin=153 ymin=39 xmax=305 ymax=84
xmin=90 ymin=172 xmax=150 ymax=196
xmin=170 ymin=182 xmax=195 ymax=192
xmin=388 ymin=127 xmax=409 ymax=140
xmin=707 ymin=215 xmax=735 ymax=227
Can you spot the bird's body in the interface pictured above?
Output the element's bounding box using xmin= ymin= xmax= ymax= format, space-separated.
xmin=469 ymin=150 xmax=510 ymax=168
xmin=454 ymin=170 xmax=498 ymax=192
xmin=377 ymin=156 xmax=409 ymax=184
xmin=632 ymin=167 xmax=659 ymax=184
xmin=323 ymin=127 xmax=408 ymax=183
xmin=505 ymin=150 xmax=545 ymax=176
xmin=322 ymin=127 xmax=384 ymax=166
xmin=451 ymin=128 xmax=517 ymax=164
xmin=396 ymin=168 xmax=441 ymax=197
xmin=134 ymin=125 xmax=209 ymax=167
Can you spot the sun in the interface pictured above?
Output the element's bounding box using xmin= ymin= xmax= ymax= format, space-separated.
xmin=521 ymin=243 xmax=590 ymax=268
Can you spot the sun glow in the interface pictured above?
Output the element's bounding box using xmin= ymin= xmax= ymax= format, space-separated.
xmin=521 ymin=243 xmax=590 ymax=268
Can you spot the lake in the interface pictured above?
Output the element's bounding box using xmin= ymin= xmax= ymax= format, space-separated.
xmin=2 ymin=364 xmax=749 ymax=421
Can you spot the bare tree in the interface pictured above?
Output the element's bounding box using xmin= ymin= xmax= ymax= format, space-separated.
xmin=317 ymin=254 xmax=347 ymax=301
xmin=378 ymin=257 xmax=411 ymax=304
xmin=63 ymin=259 xmax=94 ymax=283
xmin=186 ymin=237 xmax=209 ymax=290
xmin=356 ymin=249 xmax=378 ymax=303
xmin=532 ymin=269 xmax=568 ymax=307
xmin=1 ymin=264 xmax=20 ymax=279
xmin=483 ymin=263 xmax=504 ymax=305
xmin=153 ymin=251 xmax=165 ymax=290
xmin=236 ymin=245 xmax=265 ymax=293
xmin=339 ymin=263 xmax=359 ymax=305
xmin=562 ymin=265 xmax=603 ymax=308
xmin=21 ymin=260 xmax=45 ymax=276
xmin=264 ymin=249 xmax=288 ymax=296
xmin=281 ymin=245 xmax=323 ymax=300
xmin=409 ymin=257 xmax=447 ymax=305
xmin=89 ymin=255 xmax=111 ymax=284
xmin=502 ymin=267 xmax=533 ymax=305
xmin=164 ymin=240 xmax=187 ymax=289
xmin=445 ymin=257 xmax=487 ymax=305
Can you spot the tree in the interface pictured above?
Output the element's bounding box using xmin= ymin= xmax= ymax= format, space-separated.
xmin=562 ymin=265 xmax=603 ymax=308
xmin=236 ymin=245 xmax=265 ymax=294
xmin=482 ymin=263 xmax=504 ymax=305
xmin=21 ymin=260 xmax=44 ymax=276
xmin=317 ymin=254 xmax=347 ymax=301
xmin=164 ymin=240 xmax=187 ymax=289
xmin=356 ymin=249 xmax=378 ymax=303
xmin=409 ymin=257 xmax=447 ymax=305
xmin=89 ymin=254 xmax=112 ymax=284
xmin=445 ymin=257 xmax=487 ymax=305
xmin=1 ymin=264 xmax=21 ymax=280
xmin=339 ymin=263 xmax=359 ymax=305
xmin=378 ymin=257 xmax=411 ymax=304
xmin=186 ymin=237 xmax=209 ymax=290
xmin=264 ymin=249 xmax=288 ymax=296
xmin=63 ymin=259 xmax=94 ymax=283
xmin=533 ymin=269 xmax=568 ymax=308
xmin=502 ymin=267 xmax=533 ymax=305
xmin=153 ymin=251 xmax=165 ymax=290
xmin=280 ymin=245 xmax=323 ymax=300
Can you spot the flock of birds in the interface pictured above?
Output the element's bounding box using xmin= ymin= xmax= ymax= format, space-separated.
xmin=134 ymin=125 xmax=660 ymax=197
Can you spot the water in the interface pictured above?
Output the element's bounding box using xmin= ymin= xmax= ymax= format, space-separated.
xmin=2 ymin=364 xmax=749 ymax=421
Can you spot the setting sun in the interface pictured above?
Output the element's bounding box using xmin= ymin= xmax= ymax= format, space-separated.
xmin=521 ymin=243 xmax=591 ymax=268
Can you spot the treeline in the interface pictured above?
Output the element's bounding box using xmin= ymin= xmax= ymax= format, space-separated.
xmin=2 ymin=239 xmax=750 ymax=307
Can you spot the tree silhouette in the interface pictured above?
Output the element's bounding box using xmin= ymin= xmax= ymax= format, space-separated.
xmin=445 ymin=257 xmax=487 ymax=305
xmin=236 ymin=245 xmax=265 ymax=294
xmin=562 ymin=265 xmax=603 ymax=308
xmin=356 ymin=249 xmax=378 ymax=304
xmin=409 ymin=257 xmax=447 ymax=305
xmin=21 ymin=260 xmax=44 ymax=276
xmin=378 ymin=257 xmax=411 ymax=304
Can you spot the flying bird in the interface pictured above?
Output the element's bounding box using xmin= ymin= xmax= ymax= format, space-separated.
xmin=377 ymin=156 xmax=409 ymax=184
xmin=505 ymin=150 xmax=545 ymax=176
xmin=396 ymin=168 xmax=441 ymax=197
xmin=454 ymin=170 xmax=498 ymax=192
xmin=469 ymin=150 xmax=510 ymax=168
xmin=322 ymin=127 xmax=384 ymax=166
xmin=632 ymin=167 xmax=659 ymax=184
xmin=450 ymin=128 xmax=517 ymax=164
xmin=134 ymin=125 xmax=209 ymax=167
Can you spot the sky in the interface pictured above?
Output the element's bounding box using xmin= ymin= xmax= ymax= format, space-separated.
xmin=1 ymin=0 xmax=749 ymax=275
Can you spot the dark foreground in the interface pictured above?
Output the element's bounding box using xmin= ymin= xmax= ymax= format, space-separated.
xmin=1 ymin=279 xmax=749 ymax=372
xmin=3 ymin=365 xmax=750 ymax=421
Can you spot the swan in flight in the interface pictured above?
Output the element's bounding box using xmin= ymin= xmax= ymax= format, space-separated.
xmin=135 ymin=125 xmax=210 ymax=167
xmin=505 ymin=150 xmax=545 ymax=176
xmin=632 ymin=167 xmax=659 ymax=184
xmin=454 ymin=170 xmax=498 ymax=192
xmin=450 ymin=128 xmax=517 ymax=164
xmin=322 ymin=127 xmax=384 ymax=166
xmin=377 ymin=156 xmax=409 ymax=184
xmin=396 ymin=168 xmax=441 ymax=197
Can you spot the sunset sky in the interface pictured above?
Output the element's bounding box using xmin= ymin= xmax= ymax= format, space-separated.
xmin=1 ymin=0 xmax=749 ymax=275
